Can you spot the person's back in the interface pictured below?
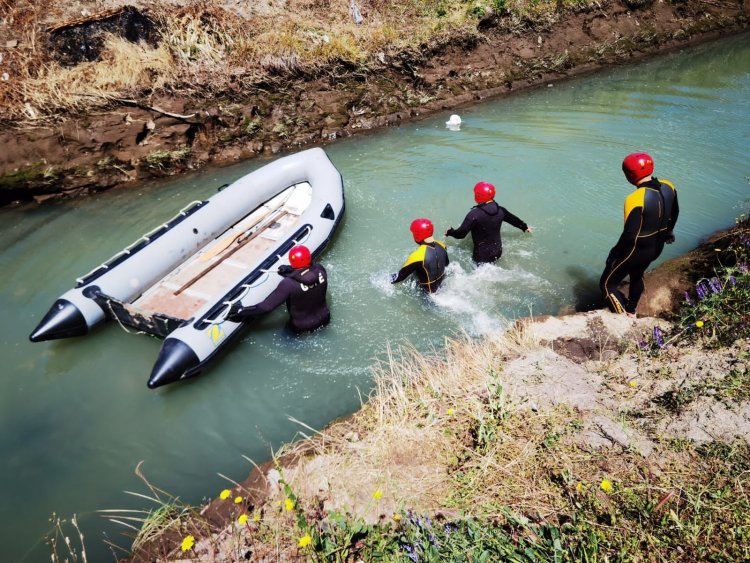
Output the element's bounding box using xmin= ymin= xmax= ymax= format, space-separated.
xmin=227 ymin=245 xmax=331 ymax=333
xmin=446 ymin=182 xmax=532 ymax=264
xmin=282 ymin=263 xmax=330 ymax=332
xmin=391 ymin=218 xmax=449 ymax=294
xmin=626 ymin=178 xmax=678 ymax=252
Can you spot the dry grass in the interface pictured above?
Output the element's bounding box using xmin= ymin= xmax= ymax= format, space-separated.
xmin=270 ymin=323 xmax=547 ymax=523
xmin=0 ymin=0 xmax=584 ymax=122
xmin=20 ymin=37 xmax=174 ymax=118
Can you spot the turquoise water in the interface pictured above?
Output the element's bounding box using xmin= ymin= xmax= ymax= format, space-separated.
xmin=1 ymin=32 xmax=748 ymax=561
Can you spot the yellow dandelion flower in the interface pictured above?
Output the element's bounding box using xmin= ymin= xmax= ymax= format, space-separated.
xmin=253 ymin=513 xmax=261 ymax=522
xmin=234 ymin=496 xmax=243 ymax=504
xmin=238 ymin=514 xmax=249 ymax=525
xmin=695 ymin=320 xmax=704 ymax=328
xmin=219 ymin=489 xmax=231 ymax=500
xmin=298 ymin=534 xmax=312 ymax=548
xmin=447 ymin=408 xmax=455 ymax=416
xmin=181 ymin=535 xmax=195 ymax=552
xmin=284 ymin=498 xmax=295 ymax=511
xmin=600 ymin=479 xmax=614 ymax=493
xmin=576 ymin=482 xmax=584 ymax=492
xmin=372 ymin=490 xmax=383 ymax=500
xmin=393 ymin=513 xmax=402 ymax=521
xmin=628 ymin=380 xmax=638 ymax=388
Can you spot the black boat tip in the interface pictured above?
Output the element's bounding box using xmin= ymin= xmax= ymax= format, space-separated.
xmin=148 ymin=338 xmax=201 ymax=389
xmin=29 ymin=299 xmax=88 ymax=342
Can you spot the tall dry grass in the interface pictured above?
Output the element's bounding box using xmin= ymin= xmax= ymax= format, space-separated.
xmin=20 ymin=37 xmax=175 ymax=119
xmin=272 ymin=323 xmax=552 ymax=523
xmin=2 ymin=0 xmax=577 ymax=122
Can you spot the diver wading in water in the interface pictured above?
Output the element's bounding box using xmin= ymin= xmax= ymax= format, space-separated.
xmin=391 ymin=218 xmax=449 ymax=293
xmin=600 ymin=152 xmax=679 ymax=316
xmin=445 ymin=181 xmax=533 ymax=264
xmin=227 ymin=245 xmax=330 ymax=333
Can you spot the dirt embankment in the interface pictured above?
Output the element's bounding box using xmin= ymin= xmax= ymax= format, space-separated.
xmin=0 ymin=0 xmax=747 ymax=206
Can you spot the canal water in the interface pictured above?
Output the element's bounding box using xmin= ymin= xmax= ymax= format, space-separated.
xmin=1 ymin=32 xmax=748 ymax=562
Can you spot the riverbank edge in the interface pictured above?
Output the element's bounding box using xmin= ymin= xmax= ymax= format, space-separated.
xmin=2 ymin=0 xmax=749 ymax=206
xmin=116 ymin=219 xmax=750 ymax=561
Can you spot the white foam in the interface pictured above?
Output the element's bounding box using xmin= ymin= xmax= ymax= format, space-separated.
xmin=431 ymin=262 xmax=542 ymax=336
xmin=371 ymin=270 xmax=397 ymax=296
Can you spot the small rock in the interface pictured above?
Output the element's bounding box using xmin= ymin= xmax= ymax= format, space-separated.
xmin=6 ymin=40 xmax=18 ymax=48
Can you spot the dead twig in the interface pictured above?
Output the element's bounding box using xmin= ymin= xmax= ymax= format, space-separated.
xmin=74 ymin=92 xmax=199 ymax=122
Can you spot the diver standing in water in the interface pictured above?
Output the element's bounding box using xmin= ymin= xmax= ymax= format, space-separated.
xmin=445 ymin=181 xmax=533 ymax=264
xmin=390 ymin=218 xmax=449 ymax=294
xmin=227 ymin=245 xmax=330 ymax=333
xmin=600 ymin=152 xmax=679 ymax=317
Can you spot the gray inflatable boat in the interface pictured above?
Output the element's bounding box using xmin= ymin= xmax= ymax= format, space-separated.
xmin=30 ymin=147 xmax=345 ymax=388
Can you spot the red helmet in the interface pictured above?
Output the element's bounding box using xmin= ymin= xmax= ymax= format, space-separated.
xmin=410 ymin=218 xmax=434 ymax=243
xmin=473 ymin=181 xmax=496 ymax=204
xmin=289 ymin=245 xmax=311 ymax=269
xmin=622 ymin=152 xmax=654 ymax=185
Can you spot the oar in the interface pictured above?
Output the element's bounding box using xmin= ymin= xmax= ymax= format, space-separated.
xmin=200 ymin=189 xmax=294 ymax=262
xmin=173 ymin=209 xmax=290 ymax=296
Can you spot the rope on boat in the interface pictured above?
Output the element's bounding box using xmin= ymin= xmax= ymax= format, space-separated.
xmin=104 ymin=298 xmax=146 ymax=336
xmin=206 ymin=225 xmax=314 ymax=325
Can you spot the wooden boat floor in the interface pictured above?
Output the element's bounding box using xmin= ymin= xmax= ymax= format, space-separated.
xmin=133 ymin=212 xmax=302 ymax=320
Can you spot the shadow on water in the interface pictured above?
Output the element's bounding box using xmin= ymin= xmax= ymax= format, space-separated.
xmin=566 ymin=265 xmax=606 ymax=312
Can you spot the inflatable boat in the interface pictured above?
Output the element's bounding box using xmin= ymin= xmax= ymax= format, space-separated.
xmin=30 ymin=147 xmax=345 ymax=388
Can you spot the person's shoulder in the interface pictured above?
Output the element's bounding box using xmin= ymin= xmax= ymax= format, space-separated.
xmin=404 ymin=245 xmax=427 ymax=264
xmin=433 ymin=239 xmax=447 ymax=250
xmin=660 ymin=179 xmax=676 ymax=191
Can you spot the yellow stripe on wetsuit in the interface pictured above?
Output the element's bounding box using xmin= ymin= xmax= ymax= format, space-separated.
xmin=402 ymin=241 xmax=447 ymax=291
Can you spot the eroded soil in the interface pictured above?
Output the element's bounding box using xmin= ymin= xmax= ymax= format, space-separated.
xmin=0 ymin=0 xmax=747 ymax=205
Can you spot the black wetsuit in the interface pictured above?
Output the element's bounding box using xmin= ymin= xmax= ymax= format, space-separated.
xmin=600 ymin=177 xmax=679 ymax=314
xmin=391 ymin=240 xmax=449 ymax=293
xmin=446 ymin=201 xmax=528 ymax=264
xmin=228 ymin=264 xmax=330 ymax=333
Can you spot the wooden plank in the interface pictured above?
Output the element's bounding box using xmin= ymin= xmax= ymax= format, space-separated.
xmin=132 ymin=212 xmax=302 ymax=319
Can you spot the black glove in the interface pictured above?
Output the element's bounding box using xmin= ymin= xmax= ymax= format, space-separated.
xmin=226 ymin=302 xmax=245 ymax=323
xmin=277 ymin=264 xmax=294 ymax=277
xmin=664 ymin=232 xmax=675 ymax=244
xmin=445 ymin=228 xmax=456 ymax=238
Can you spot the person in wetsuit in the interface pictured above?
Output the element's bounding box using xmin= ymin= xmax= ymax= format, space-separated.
xmin=445 ymin=181 xmax=533 ymax=264
xmin=600 ymin=152 xmax=679 ymax=316
xmin=390 ymin=218 xmax=449 ymax=294
xmin=227 ymin=245 xmax=330 ymax=333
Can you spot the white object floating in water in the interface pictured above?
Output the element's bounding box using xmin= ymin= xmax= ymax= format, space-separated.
xmin=445 ymin=114 xmax=462 ymax=130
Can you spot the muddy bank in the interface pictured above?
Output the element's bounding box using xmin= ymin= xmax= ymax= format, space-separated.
xmin=1 ymin=0 xmax=748 ymax=206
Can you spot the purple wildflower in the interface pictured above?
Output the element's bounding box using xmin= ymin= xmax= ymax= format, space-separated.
xmin=684 ymin=291 xmax=692 ymax=305
xmin=402 ymin=544 xmax=419 ymax=563
xmin=729 ymin=275 xmax=737 ymax=287
xmin=638 ymin=338 xmax=648 ymax=350
xmin=653 ymin=326 xmax=664 ymax=348
xmin=739 ymin=262 xmax=748 ymax=274
xmin=696 ymin=283 xmax=708 ymax=300
xmin=709 ymin=277 xmax=723 ymax=293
